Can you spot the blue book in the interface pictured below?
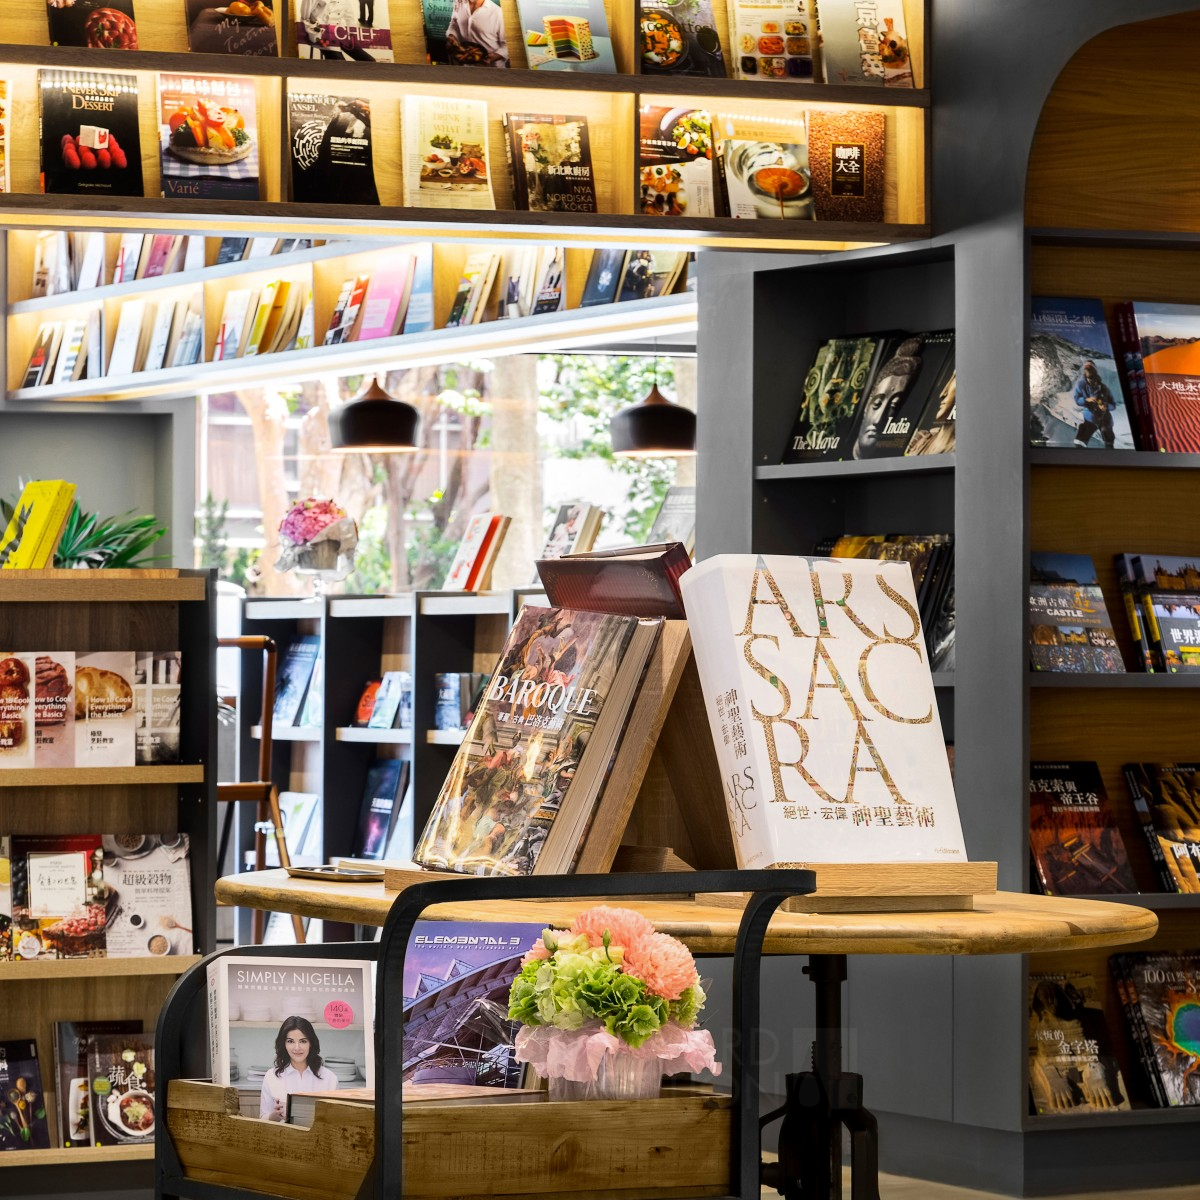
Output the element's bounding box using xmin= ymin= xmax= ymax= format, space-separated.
xmin=272 ymin=635 xmax=320 ymax=726
xmin=404 ymin=245 xmax=435 ymax=334
xmin=352 ymin=759 xmax=409 ymax=860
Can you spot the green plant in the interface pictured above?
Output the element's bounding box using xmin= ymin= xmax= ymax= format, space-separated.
xmin=196 ymin=492 xmax=230 ymax=572
xmin=51 ymin=502 xmax=169 ymax=569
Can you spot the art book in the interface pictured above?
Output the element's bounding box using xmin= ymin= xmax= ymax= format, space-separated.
xmin=9 ymin=834 xmax=106 ymax=960
xmin=74 ymin=651 xmax=136 ymax=766
xmin=1124 ymin=762 xmax=1200 ymax=894
xmin=402 ymin=920 xmax=546 ymax=1086
xmin=680 ymin=554 xmax=968 ymax=868
xmin=47 ymin=0 xmax=138 ymax=47
xmin=87 ymin=1033 xmax=154 ymax=1145
xmin=817 ymin=0 xmax=913 ymax=87
xmin=536 ymin=541 xmax=692 ymax=618
xmin=443 ymin=513 xmax=507 ymax=591
xmin=805 ymin=109 xmax=886 ymax=222
xmin=0 ymin=1040 xmax=51 ymax=1151
xmin=531 ymin=247 xmax=565 ymax=314
xmin=402 ymin=96 xmax=495 ymax=211
xmin=39 ymin=70 xmax=143 ymax=197
xmin=295 ymin=0 xmax=393 ymax=60
xmin=352 ymin=759 xmax=410 ymax=859
xmin=101 ymin=833 xmax=192 ymax=957
xmin=729 ymin=0 xmax=815 ymax=80
xmin=424 ymin=0 xmax=509 ymax=65
xmin=638 ymin=105 xmax=719 ymax=219
xmin=272 ymin=636 xmax=320 ymax=726
xmin=134 ymin=650 xmax=181 ymax=764
xmin=1029 ymin=553 xmax=1123 ymax=674
xmin=515 ymin=0 xmax=616 ymax=72
xmin=413 ymin=606 xmax=662 ymax=876
xmin=159 ymin=74 xmax=259 ymax=200
xmin=905 ymin=349 xmax=957 ymax=457
xmin=504 ymin=113 xmax=596 ymax=213
xmin=1131 ymin=301 xmax=1200 ymax=453
xmin=0 ymin=652 xmax=35 ymax=769
xmin=1028 ymin=971 xmax=1130 ymax=1115
xmin=184 ymin=0 xmax=276 ymax=54
xmin=1029 ymin=297 xmax=1134 ymax=450
xmin=289 ymin=94 xmax=379 ymax=206
xmin=647 ymin=485 xmax=695 ymax=554
xmin=34 ymin=651 xmax=75 ymax=768
xmin=640 ymin=0 xmax=725 ymax=77
xmin=1028 ymin=762 xmax=1137 ymax=896
xmin=539 ymin=502 xmax=603 ymax=560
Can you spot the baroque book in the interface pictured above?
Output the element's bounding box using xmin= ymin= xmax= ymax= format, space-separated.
xmin=680 ymin=554 xmax=968 ymax=868
xmin=504 ymin=113 xmax=597 ymax=213
xmin=1028 ymin=553 xmax=1123 ymax=674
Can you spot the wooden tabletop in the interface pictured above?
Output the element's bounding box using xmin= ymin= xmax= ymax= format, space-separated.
xmin=215 ymin=870 xmax=1158 ymax=957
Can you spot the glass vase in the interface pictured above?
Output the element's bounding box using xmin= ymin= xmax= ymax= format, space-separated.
xmin=547 ymin=1047 xmax=663 ymax=1102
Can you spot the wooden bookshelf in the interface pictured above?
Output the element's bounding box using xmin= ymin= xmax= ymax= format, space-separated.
xmin=0 ymin=765 xmax=205 ymax=786
xmin=0 ymin=1146 xmax=155 ymax=1168
xmin=0 ymin=954 xmax=203 ymax=981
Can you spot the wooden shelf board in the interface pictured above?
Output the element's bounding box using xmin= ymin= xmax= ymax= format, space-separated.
xmin=0 ymin=764 xmax=204 ymax=786
xmin=1028 ymin=226 xmax=1200 ymax=251
xmin=419 ymin=592 xmax=513 ymax=616
xmin=1023 ymin=1104 xmax=1200 ymax=1132
xmin=334 ymin=727 xmax=412 ymax=744
xmin=1029 ymin=673 xmax=1200 ymax=689
xmin=425 ymin=729 xmax=466 ymax=745
xmin=756 ymin=454 xmax=954 ymax=481
xmin=327 ymin=595 xmax=415 ymax=618
xmin=0 ymin=571 xmax=205 ymax=602
xmin=243 ymin=598 xmax=323 ymax=620
xmin=250 ymin=725 xmax=321 ymax=742
xmin=1030 ymin=448 xmax=1200 ymax=469
xmin=0 ymin=954 xmax=201 ymax=982
xmin=0 ymin=1145 xmax=153 ymax=1167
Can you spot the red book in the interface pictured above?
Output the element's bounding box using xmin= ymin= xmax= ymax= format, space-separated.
xmin=443 ymin=513 xmax=504 ymax=592
xmin=536 ymin=542 xmax=691 ymax=618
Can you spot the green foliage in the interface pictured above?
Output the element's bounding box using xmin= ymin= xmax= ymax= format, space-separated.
xmin=2 ymin=490 xmax=169 ymax=569
xmin=196 ymin=492 xmax=230 ymax=572
xmin=404 ymin=492 xmax=460 ymax=589
xmin=341 ymin=504 xmax=392 ymax=595
xmin=226 ymin=546 xmax=261 ymax=591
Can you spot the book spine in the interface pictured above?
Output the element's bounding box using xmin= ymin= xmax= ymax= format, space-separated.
xmin=503 ymin=115 xmax=529 ymax=212
xmin=1115 ymin=556 xmax=1155 ymax=672
xmin=1111 ymin=955 xmax=1168 ymax=1107
xmin=207 ymin=960 xmax=225 ymax=1087
xmin=1122 ymin=765 xmax=1178 ymax=892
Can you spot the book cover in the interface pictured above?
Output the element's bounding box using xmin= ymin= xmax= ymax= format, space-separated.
xmin=1029 ymin=553 xmax=1124 ymax=674
xmin=402 ymin=96 xmax=495 ymax=211
xmin=53 ymin=1020 xmax=142 ymax=1149
xmin=1124 ymin=763 xmax=1200 ymax=894
xmin=322 ymin=275 xmax=368 ymax=345
xmin=184 ymin=0 xmax=277 ymax=55
xmin=443 ymin=513 xmax=501 ymax=590
xmin=425 ymin=0 xmax=509 ymax=65
xmin=242 ymin=280 xmax=281 ymax=355
xmin=74 ymin=651 xmax=136 ymax=766
xmin=140 ymin=302 xmax=176 ymax=373
xmin=1028 ymin=762 xmax=1137 ymax=896
xmin=1131 ymin=301 xmax=1200 ymax=453
xmin=647 ymin=485 xmax=695 ymax=554
xmin=39 ymin=70 xmax=143 ymax=197
xmin=0 ymin=81 xmax=9 ymax=194
xmin=1028 ymin=971 xmax=1130 ymax=1114
xmin=536 ymin=541 xmax=692 ymax=618
xmin=0 ymin=837 xmax=11 ymax=960
xmin=356 ymin=251 xmax=415 ymax=341
xmin=579 ymin=248 xmax=625 ymax=306
xmin=1119 ymin=950 xmax=1200 ymax=1106
xmin=640 ymin=0 xmax=725 ymax=77
xmin=367 ymin=671 xmax=411 ymax=730
xmin=905 ymin=351 xmax=957 ymax=457
xmin=215 ymin=287 xmax=256 ymax=360
xmin=88 ymin=1033 xmax=154 ymax=1144
xmin=9 ymin=835 xmax=106 ymax=960
xmin=206 ymin=955 xmax=375 ymax=1117
xmin=722 ymin=134 xmax=814 ymax=219
xmin=289 ymin=94 xmax=380 ymax=205
xmin=433 ymin=672 xmax=464 ymax=730
xmin=505 ymin=113 xmax=596 ymax=213
xmin=298 ymin=656 xmax=323 ymax=728
xmin=516 ymin=0 xmax=616 ymax=71
xmin=102 ymin=833 xmax=192 ymax=957
xmin=405 ymin=245 xmax=435 ymax=333
xmin=1131 ymin=554 xmax=1200 ymax=672
xmin=74 ymin=232 xmax=108 ymax=289
xmin=353 ymin=679 xmax=381 ymax=727
xmin=805 ymin=108 xmax=886 ymax=222
xmin=729 ymin=0 xmax=815 ymax=80
xmin=0 ymin=480 xmax=75 ymax=569
xmin=47 ymin=0 xmax=138 ymax=47
xmin=413 ymin=606 xmax=661 ymax=876
xmin=50 ymin=317 xmax=88 ymax=385
xmin=273 ymin=635 xmax=320 ymax=726
xmin=817 ymin=0 xmax=912 ymax=87
xmin=159 ymin=74 xmax=259 ymax=200
xmin=401 ymin=920 xmax=546 ymax=1085
xmin=215 ymin=236 xmax=249 ymax=264
xmin=638 ymin=105 xmax=718 ymax=218
xmin=531 ymin=247 xmax=565 ymax=314
xmin=295 ymin=0 xmax=392 ymax=60
xmin=20 ymin=323 xmax=62 ymax=390
xmin=0 ymin=653 xmax=35 ymax=769
xmin=680 ymin=554 xmax=968 ymax=868
xmin=539 ymin=502 xmax=603 ymax=559
xmin=1115 ymin=552 xmax=1156 ymax=672
xmin=1029 ymin=297 xmax=1134 ymax=450
xmin=33 ymin=651 xmax=74 ymax=768
xmin=0 ymin=1040 xmax=51 ymax=1151
xmin=615 ymin=249 xmax=685 ymax=302
xmin=352 ymin=759 xmax=409 ymax=859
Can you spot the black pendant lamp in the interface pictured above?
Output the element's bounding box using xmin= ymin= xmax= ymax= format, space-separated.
xmin=609 ymin=361 xmax=696 ymax=458
xmin=330 ymin=375 xmax=421 ymax=453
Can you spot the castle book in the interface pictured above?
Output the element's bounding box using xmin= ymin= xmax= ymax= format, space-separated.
xmin=1028 ymin=553 xmax=1123 ymax=674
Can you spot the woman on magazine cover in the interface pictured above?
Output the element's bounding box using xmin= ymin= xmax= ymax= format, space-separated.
xmin=260 ymin=1015 xmax=339 ymax=1120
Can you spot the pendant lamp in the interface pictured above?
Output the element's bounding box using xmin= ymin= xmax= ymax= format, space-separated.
xmin=330 ymin=375 xmax=421 ymax=453
xmin=609 ymin=362 xmax=696 ymax=458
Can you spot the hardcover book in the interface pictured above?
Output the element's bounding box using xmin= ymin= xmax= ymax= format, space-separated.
xmin=638 ymin=105 xmax=719 ymax=218
xmin=88 ymin=1033 xmax=154 ymax=1145
xmin=536 ymin=541 xmax=692 ymax=618
xmin=53 ymin=1020 xmax=142 ymax=1149
xmin=1029 ymin=761 xmax=1137 ymax=896
xmin=515 ymin=0 xmax=616 ymax=72
xmin=159 ymin=74 xmax=259 ymax=201
xmin=680 ymin=554 xmax=968 ymax=868
xmin=505 ymin=113 xmax=596 ymax=213
xmin=443 ymin=513 xmax=506 ymax=591
xmin=134 ymin=650 xmax=181 ymax=764
xmin=289 ymin=94 xmax=380 ymax=206
xmin=0 ymin=652 xmax=35 ymax=769
xmin=817 ymin=0 xmax=913 ymax=87
xmin=646 ymin=485 xmax=696 ymax=554
xmin=9 ymin=834 xmax=106 ymax=960
xmin=539 ymin=502 xmax=603 ymax=560
xmin=1130 ymin=554 xmax=1200 ymax=672
xmin=295 ymin=0 xmax=393 ymax=60
xmin=1028 ymin=971 xmax=1130 ymax=1115
xmin=1029 ymin=553 xmax=1124 ymax=674
xmin=47 ymin=0 xmax=138 ymax=47
xmin=402 ymin=96 xmax=495 ymax=211
xmin=74 ymin=651 xmax=136 ymax=766
xmin=640 ymin=0 xmax=725 ymax=76
xmin=614 ymin=249 xmax=686 ymax=302
xmin=39 ymin=70 xmax=143 ymax=197
xmin=1029 ymin=297 xmax=1134 ymax=449
xmin=367 ymin=671 xmax=411 ymax=730
xmin=905 ymin=354 xmax=957 ymax=457
xmin=1124 ymin=762 xmax=1200 ymax=894
xmin=413 ymin=606 xmax=662 ymax=876
xmin=805 ymin=109 xmax=886 ymax=222
xmin=1131 ymin=301 xmax=1200 ymax=453
xmin=424 ymin=0 xmax=509 ymax=64
xmin=102 ymin=833 xmax=192 ymax=957
xmin=0 ymin=1040 xmax=51 ymax=1151
xmin=272 ymin=636 xmax=321 ymax=727
xmin=1115 ymin=552 xmax=1156 ymax=672
xmin=352 ymin=759 xmax=409 ymax=860
xmin=729 ymin=0 xmax=815 ymax=81
xmin=34 ymin=651 xmax=75 ymax=768
xmin=531 ymin=247 xmax=565 ymax=314
xmin=184 ymin=0 xmax=277 ymax=55
xmin=579 ymin=248 xmax=625 ymax=306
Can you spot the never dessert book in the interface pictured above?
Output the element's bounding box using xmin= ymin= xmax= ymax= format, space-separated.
xmin=39 ymin=70 xmax=143 ymax=197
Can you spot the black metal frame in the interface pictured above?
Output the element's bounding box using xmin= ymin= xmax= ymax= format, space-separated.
xmin=155 ymin=868 xmax=814 ymax=1200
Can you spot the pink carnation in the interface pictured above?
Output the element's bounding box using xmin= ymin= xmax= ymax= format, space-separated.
xmin=622 ymin=930 xmax=698 ymax=1002
xmin=279 ymin=498 xmax=346 ymax=545
xmin=521 ymin=939 xmax=551 ymax=966
xmin=569 ymin=905 xmax=655 ymax=952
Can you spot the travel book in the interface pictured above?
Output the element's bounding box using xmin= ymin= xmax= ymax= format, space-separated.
xmin=1128 ymin=554 xmax=1200 ymax=672
xmin=402 ymin=96 xmax=495 ymax=211
xmin=159 ymin=73 xmax=259 ymax=200
xmin=1028 ymin=762 xmax=1137 ymax=896
xmin=39 ymin=70 xmax=143 ymax=197
xmin=615 ymin=249 xmax=686 ymax=302
xmin=729 ymin=0 xmax=815 ymax=81
xmin=352 ymin=759 xmax=409 ymax=860
xmin=53 ymin=1020 xmax=141 ymax=1149
xmin=1028 ymin=553 xmax=1123 ymax=673
xmin=805 ymin=109 xmax=886 ymax=222
xmin=0 ymin=1040 xmax=51 ymax=1151
xmin=1028 ymin=971 xmax=1130 ymax=1115
xmin=680 ymin=554 xmax=968 ymax=868
xmin=295 ymin=0 xmax=393 ymax=60
xmin=1130 ymin=301 xmax=1200 ymax=453
xmin=1124 ymin=762 xmax=1200 ymax=894
xmin=721 ymin=112 xmax=814 ymax=220
xmin=1028 ymin=297 xmax=1134 ymax=450
xmin=273 ymin=636 xmax=321 ymax=726
xmin=640 ymin=0 xmax=725 ymax=77
xmin=87 ymin=1033 xmax=154 ymax=1145
xmin=47 ymin=0 xmax=138 ymax=47
xmin=185 ymin=0 xmax=276 ymax=54
xmin=579 ymin=248 xmax=625 ymax=306
xmin=504 ymin=113 xmax=596 ymax=213
xmin=817 ymin=0 xmax=913 ymax=87
xmin=289 ymin=94 xmax=380 ymax=206
xmin=638 ymin=105 xmax=719 ymax=219
xmin=413 ymin=606 xmax=662 ymax=876
xmin=423 ymin=0 xmax=509 ymax=65
xmin=516 ymin=0 xmax=616 ymax=72
xmin=8 ymin=834 xmax=106 ymax=960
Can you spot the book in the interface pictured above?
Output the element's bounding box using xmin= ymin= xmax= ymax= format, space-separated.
xmin=356 ymin=252 xmax=416 ymax=340
xmin=638 ymin=105 xmax=719 ymax=219
xmin=504 ymin=113 xmax=597 ymax=213
xmin=495 ymin=246 xmax=537 ymax=319
xmin=289 ymin=94 xmax=380 ymax=205
xmin=1028 ymin=553 xmax=1124 ymax=673
xmin=74 ymin=231 xmax=107 ymax=289
xmin=722 ymin=125 xmax=814 ymax=220
xmin=298 ymin=655 xmax=323 ymax=728
xmin=0 ymin=653 xmax=34 ymax=769
xmin=133 ymin=651 xmax=181 ymax=764
xmin=402 ymin=96 xmax=495 ymax=211
xmin=39 ymin=70 xmax=143 ymax=197
xmin=47 ymin=0 xmax=138 ymax=47
xmin=0 ymin=480 xmax=76 ymax=571
xmin=140 ymin=301 xmax=176 ymax=374
xmin=444 ymin=252 xmax=496 ymax=328
xmin=87 ymin=1033 xmax=154 ymax=1144
xmin=9 ymin=835 xmax=106 ymax=960
xmin=20 ymin=323 xmax=63 ymax=390
xmin=579 ymin=248 xmax=626 ymax=306
xmin=640 ymin=0 xmax=725 ymax=76
xmin=273 ymin=635 xmax=321 ymax=726
xmin=1114 ymin=553 xmax=1156 ymax=672
xmin=243 ymin=280 xmax=283 ymax=355
xmin=159 ymin=73 xmax=259 ymax=200
xmin=32 ymin=231 xmax=71 ymax=296
xmin=1130 ymin=301 xmax=1200 ymax=453
xmin=1124 ymin=763 xmax=1200 ymax=893
xmin=805 ymin=109 xmax=886 ymax=222
xmin=817 ymin=0 xmax=913 ymax=87
xmin=539 ymin=502 xmax=603 ymax=560
xmin=34 ymin=651 xmax=75 ymax=768
xmin=1130 ymin=554 xmax=1200 ymax=672
xmin=680 ymin=554 xmax=968 ymax=868
xmin=405 ymin=245 xmax=436 ymax=333
xmin=0 ymin=837 xmax=11 ymax=960
xmin=1028 ymin=971 xmax=1130 ymax=1115
xmin=905 ymin=349 xmax=957 ymax=457
xmin=1028 ymin=297 xmax=1134 ymax=449
xmin=536 ymin=541 xmax=692 ymax=619
xmin=424 ymin=0 xmax=509 ymax=65
xmin=531 ymin=247 xmax=565 ymax=314
xmin=74 ymin=652 xmax=137 ymax=766
xmin=168 ymin=296 xmax=205 ymax=367
xmin=323 ymin=275 xmax=369 ymax=345
xmin=101 ymin=833 xmax=192 ymax=956
xmin=214 ymin=287 xmax=256 ymax=360
xmin=84 ymin=307 xmax=106 ymax=379
xmin=353 ymin=679 xmax=382 ymax=726
xmin=139 ymin=234 xmax=175 ymax=279
xmin=206 ymin=955 xmax=376 ymax=1118
xmin=728 ymin=0 xmax=815 ymax=81
xmin=413 ymin=606 xmax=663 ymax=876
xmin=367 ymin=671 xmax=411 ymax=730
xmin=106 ymin=299 xmax=145 ymax=375
xmin=295 ymin=0 xmax=393 ymax=60
xmin=646 ymin=485 xmax=695 ymax=554
xmin=516 ymin=0 xmax=616 ymax=71
xmin=50 ymin=317 xmax=89 ymax=385
xmin=434 ymin=673 xmax=488 ymax=730
xmin=352 ymin=759 xmax=410 ymax=859
xmin=0 ymin=1040 xmax=51 ymax=1151
xmin=288 ymin=1084 xmax=544 ymax=1126
xmin=443 ymin=513 xmax=505 ymax=591
xmin=0 ymin=80 xmax=8 ymax=193
xmin=615 ymin=249 xmax=686 ymax=302
xmin=215 ymin=236 xmax=249 ymax=264
xmin=1028 ymin=762 xmax=1137 ymax=896
xmin=53 ymin=1020 xmax=142 ymax=1149
xmin=184 ymin=0 xmax=278 ymax=55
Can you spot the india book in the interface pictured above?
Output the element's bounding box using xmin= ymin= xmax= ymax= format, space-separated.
xmin=0 ymin=1040 xmax=51 ymax=1151
xmin=413 ymin=605 xmax=662 ymax=876
xmin=289 ymin=94 xmax=380 ymax=206
xmin=47 ymin=0 xmax=138 ymax=47
xmin=640 ymin=0 xmax=725 ymax=76
xmin=728 ymin=0 xmax=815 ymax=81
xmin=504 ymin=113 xmax=597 ymax=213
xmin=159 ymin=73 xmax=259 ymax=200
xmin=515 ymin=0 xmax=616 ymax=72
xmin=184 ymin=0 xmax=277 ymax=55
xmin=295 ymin=0 xmax=393 ymax=60
xmin=39 ymin=70 xmax=143 ymax=197
xmin=817 ymin=0 xmax=913 ymax=87
xmin=402 ymin=96 xmax=495 ymax=211
xmin=638 ymin=105 xmax=719 ymax=219
xmin=679 ymin=554 xmax=968 ymax=868
xmin=1028 ymin=553 xmax=1123 ymax=673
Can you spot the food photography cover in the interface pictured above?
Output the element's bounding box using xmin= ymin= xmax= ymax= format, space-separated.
xmin=159 ymin=74 xmax=260 ymax=200
xmin=185 ymin=0 xmax=277 ymax=55
xmin=46 ymin=0 xmax=139 ymax=49
xmin=39 ymin=70 xmax=143 ymax=197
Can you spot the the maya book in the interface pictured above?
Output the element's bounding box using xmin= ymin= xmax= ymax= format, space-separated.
xmin=680 ymin=554 xmax=967 ymax=868
xmin=515 ymin=0 xmax=616 ymax=72
xmin=1028 ymin=553 xmax=1123 ymax=674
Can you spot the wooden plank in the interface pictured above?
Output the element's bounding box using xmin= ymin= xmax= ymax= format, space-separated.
xmin=0 ymin=571 xmax=204 ymax=602
xmin=0 ymin=765 xmax=204 ymax=787
xmin=0 ymin=783 xmax=180 ymax=836
xmin=0 ymin=1145 xmax=153 ymax=1167
xmin=0 ymin=954 xmax=200 ymax=981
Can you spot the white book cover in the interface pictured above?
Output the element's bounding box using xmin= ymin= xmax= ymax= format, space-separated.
xmin=134 ymin=650 xmax=181 ymax=765
xmin=170 ymin=300 xmax=204 ymax=367
xmin=33 ymin=651 xmax=74 ymax=769
xmin=102 ymin=834 xmax=191 ymax=957
xmin=402 ymin=96 xmax=495 ymax=211
xmin=142 ymin=302 xmax=177 ymax=374
xmin=51 ymin=318 xmax=88 ymax=385
xmin=215 ymin=288 xmax=255 ymax=361
xmin=112 ymin=234 xmax=145 ymax=285
xmin=74 ymin=652 xmax=136 ymax=767
xmin=206 ymin=955 xmax=375 ymax=1115
xmin=246 ymin=237 xmax=277 ymax=259
xmin=0 ymin=652 xmax=36 ymax=768
xmin=182 ymin=236 xmax=207 ymax=272
xmin=108 ymin=299 xmax=147 ymax=376
xmin=75 ymin=233 xmax=107 ymax=290
xmin=442 ymin=513 xmax=496 ymax=590
xmin=294 ymin=287 xmax=316 ymax=351
xmin=84 ymin=307 xmax=105 ymax=380
xmin=679 ymin=554 xmax=967 ymax=867
xmin=32 ymin=231 xmax=58 ymax=297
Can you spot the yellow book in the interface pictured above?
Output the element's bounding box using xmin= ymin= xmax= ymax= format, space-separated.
xmin=0 ymin=480 xmax=77 ymax=570
xmin=243 ymin=281 xmax=280 ymax=357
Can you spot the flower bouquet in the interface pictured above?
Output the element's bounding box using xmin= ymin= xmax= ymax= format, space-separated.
xmin=507 ymin=905 xmax=720 ymax=1101
xmin=275 ymin=497 xmax=358 ymax=582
